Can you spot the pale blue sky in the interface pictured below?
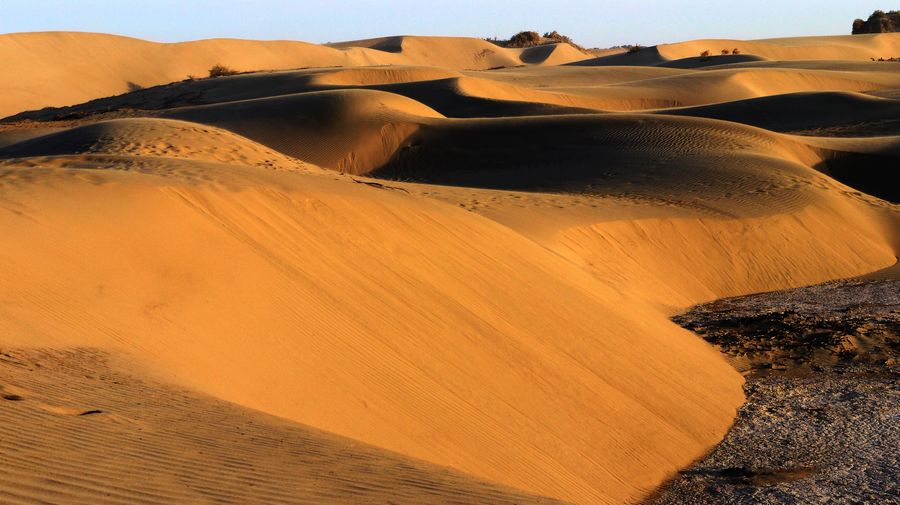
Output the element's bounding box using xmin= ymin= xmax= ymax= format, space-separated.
xmin=0 ymin=1 xmax=886 ymax=48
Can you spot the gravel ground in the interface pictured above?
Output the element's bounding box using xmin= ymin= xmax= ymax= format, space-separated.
xmin=648 ymin=276 xmax=900 ymax=504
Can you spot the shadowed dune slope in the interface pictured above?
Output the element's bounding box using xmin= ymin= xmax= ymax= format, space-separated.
xmin=466 ymin=65 xmax=691 ymax=87
xmin=656 ymin=54 xmax=767 ymax=68
xmin=567 ymin=45 xmax=670 ymax=67
xmin=519 ymin=43 xmax=593 ymax=65
xmin=658 ymin=91 xmax=900 ymax=133
xmin=372 ymin=113 xmax=897 ymax=211
xmin=360 ymin=77 xmax=607 ymax=117
xmin=791 ymin=135 xmax=900 ymax=203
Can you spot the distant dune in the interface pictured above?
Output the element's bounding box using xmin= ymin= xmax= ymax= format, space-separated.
xmin=573 ymin=33 xmax=900 ymax=67
xmin=0 ymin=32 xmax=590 ymax=117
xmin=0 ymin=31 xmax=898 ymax=504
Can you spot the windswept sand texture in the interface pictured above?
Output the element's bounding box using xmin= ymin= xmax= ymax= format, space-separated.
xmin=0 ymin=32 xmax=898 ymax=504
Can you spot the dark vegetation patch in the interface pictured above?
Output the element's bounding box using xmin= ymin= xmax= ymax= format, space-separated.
xmin=852 ymin=10 xmax=900 ymax=34
xmin=485 ymin=30 xmax=585 ymax=50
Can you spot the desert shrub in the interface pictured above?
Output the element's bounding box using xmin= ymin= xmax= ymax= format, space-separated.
xmin=628 ymin=45 xmax=643 ymax=53
xmin=508 ymin=31 xmax=542 ymax=48
xmin=543 ymin=31 xmax=571 ymax=44
xmin=543 ymin=31 xmax=586 ymax=50
xmin=487 ymin=30 xmax=584 ymax=50
xmin=700 ymin=50 xmax=710 ymax=59
xmin=721 ymin=49 xmax=730 ymax=55
xmin=852 ymin=10 xmax=900 ymax=34
xmin=732 ymin=48 xmax=740 ymax=54
xmin=208 ymin=64 xmax=239 ymax=78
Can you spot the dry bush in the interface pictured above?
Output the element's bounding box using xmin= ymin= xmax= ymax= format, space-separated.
xmin=508 ymin=31 xmax=542 ymax=48
xmin=732 ymin=48 xmax=740 ymax=54
xmin=208 ymin=64 xmax=239 ymax=78
xmin=542 ymin=30 xmax=584 ymax=49
xmin=700 ymin=49 xmax=711 ymax=59
xmin=852 ymin=10 xmax=900 ymax=34
xmin=721 ymin=49 xmax=730 ymax=55
xmin=628 ymin=45 xmax=643 ymax=53
xmin=543 ymin=31 xmax=570 ymax=44
xmin=490 ymin=30 xmax=584 ymax=50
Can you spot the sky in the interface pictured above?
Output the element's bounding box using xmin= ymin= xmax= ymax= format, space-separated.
xmin=0 ymin=1 xmax=888 ymax=48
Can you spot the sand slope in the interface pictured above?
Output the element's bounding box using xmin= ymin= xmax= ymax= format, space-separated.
xmin=0 ymin=348 xmax=564 ymax=505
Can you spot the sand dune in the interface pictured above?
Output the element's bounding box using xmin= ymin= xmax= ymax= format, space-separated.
xmin=0 ymin=32 xmax=414 ymax=118
xmin=659 ymin=91 xmax=900 ymax=133
xmin=0 ymin=32 xmax=594 ymax=118
xmin=0 ymin=348 xmax=564 ymax=505
xmin=372 ymin=113 xmax=878 ymax=192
xmin=573 ymin=34 xmax=900 ymax=67
xmin=658 ymin=34 xmax=900 ymax=61
xmin=5 ymin=67 xmax=606 ymax=121
xmin=549 ymin=66 xmax=900 ymax=110
xmin=0 ymin=30 xmax=898 ymax=505
xmin=0 ymin=144 xmax=750 ymax=504
xmin=329 ymin=36 xmax=590 ymax=68
xmin=469 ymin=65 xmax=693 ymax=87
xmin=162 ymin=90 xmax=441 ymax=173
xmin=0 ymin=32 xmax=593 ymax=118
xmin=7 ymin=44 xmax=897 ymax=121
xmin=0 ymin=118 xmax=308 ymax=170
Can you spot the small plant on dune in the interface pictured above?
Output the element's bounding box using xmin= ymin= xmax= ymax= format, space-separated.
xmin=732 ymin=48 xmax=740 ymax=55
xmin=699 ymin=49 xmax=710 ymax=60
xmin=208 ymin=64 xmax=239 ymax=78
xmin=628 ymin=45 xmax=643 ymax=53
xmin=721 ymin=49 xmax=730 ymax=55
